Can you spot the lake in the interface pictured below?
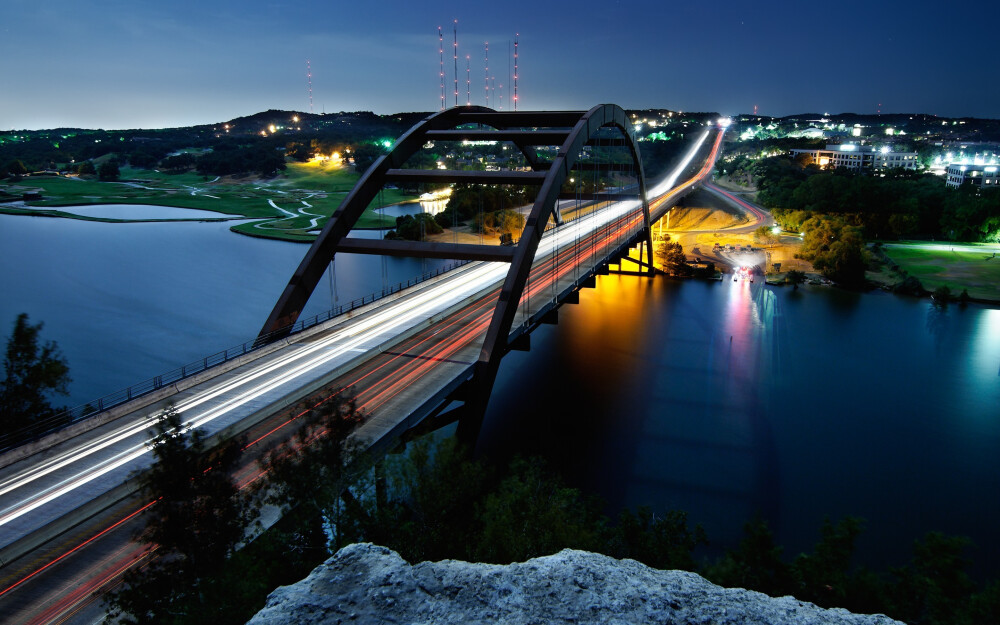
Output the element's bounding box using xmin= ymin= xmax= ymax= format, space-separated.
xmin=2 ymin=210 xmax=998 ymax=580
xmin=0 ymin=213 xmax=444 ymax=406
xmin=479 ymin=274 xmax=1000 ymax=578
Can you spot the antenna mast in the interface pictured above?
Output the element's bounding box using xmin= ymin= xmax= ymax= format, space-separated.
xmin=466 ymin=55 xmax=471 ymax=105
xmin=438 ymin=27 xmax=445 ymax=110
xmin=306 ymin=59 xmax=313 ymax=113
xmin=453 ymin=20 xmax=459 ymax=107
xmin=484 ymin=42 xmax=490 ymax=107
xmin=513 ymin=34 xmax=519 ymax=111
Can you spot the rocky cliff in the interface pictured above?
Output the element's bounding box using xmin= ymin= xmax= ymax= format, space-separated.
xmin=247 ymin=543 xmax=904 ymax=625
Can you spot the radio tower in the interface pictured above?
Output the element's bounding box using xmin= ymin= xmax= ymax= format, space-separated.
xmin=438 ymin=27 xmax=445 ymax=110
xmin=513 ymin=34 xmax=519 ymax=111
xmin=504 ymin=40 xmax=510 ymax=110
xmin=484 ymin=42 xmax=490 ymax=107
xmin=453 ymin=20 xmax=459 ymax=107
xmin=306 ymin=59 xmax=313 ymax=113
xmin=465 ymin=55 xmax=471 ymax=105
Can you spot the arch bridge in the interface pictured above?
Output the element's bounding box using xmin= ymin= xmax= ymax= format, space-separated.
xmin=258 ymin=104 xmax=669 ymax=433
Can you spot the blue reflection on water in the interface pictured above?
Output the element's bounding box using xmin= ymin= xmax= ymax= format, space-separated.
xmin=481 ymin=275 xmax=1000 ymax=578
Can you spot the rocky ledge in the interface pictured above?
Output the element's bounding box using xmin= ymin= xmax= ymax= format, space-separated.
xmin=247 ymin=543 xmax=903 ymax=625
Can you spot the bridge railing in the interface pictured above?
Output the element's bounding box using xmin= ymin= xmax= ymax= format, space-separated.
xmin=0 ymin=259 xmax=471 ymax=454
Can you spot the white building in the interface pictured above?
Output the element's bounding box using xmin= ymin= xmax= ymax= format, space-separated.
xmin=789 ymin=144 xmax=919 ymax=172
xmin=945 ymin=163 xmax=1000 ymax=189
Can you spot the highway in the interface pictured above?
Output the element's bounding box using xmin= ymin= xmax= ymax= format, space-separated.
xmin=0 ymin=126 xmax=724 ymax=624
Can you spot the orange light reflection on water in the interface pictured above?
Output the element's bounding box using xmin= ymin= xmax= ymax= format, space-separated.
xmin=561 ymin=274 xmax=656 ymax=393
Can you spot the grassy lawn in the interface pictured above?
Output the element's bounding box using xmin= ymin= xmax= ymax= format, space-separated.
xmin=0 ymin=160 xmax=419 ymax=242
xmin=880 ymin=243 xmax=1000 ymax=301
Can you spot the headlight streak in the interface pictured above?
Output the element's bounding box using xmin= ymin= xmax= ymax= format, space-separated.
xmin=0 ymin=196 xmax=641 ymax=532
xmin=5 ymin=195 xmax=654 ymax=523
xmin=0 ymin=131 xmax=723 ymax=625
xmin=4 ymin=162 xmax=685 ymax=529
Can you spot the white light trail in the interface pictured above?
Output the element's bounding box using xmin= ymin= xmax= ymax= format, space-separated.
xmin=0 ymin=132 xmax=709 ymax=535
xmin=646 ymin=129 xmax=709 ymax=198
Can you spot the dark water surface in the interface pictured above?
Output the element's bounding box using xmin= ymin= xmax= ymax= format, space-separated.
xmin=0 ymin=214 xmax=441 ymax=405
xmin=3 ymin=211 xmax=999 ymax=576
xmin=480 ymin=274 xmax=1000 ymax=576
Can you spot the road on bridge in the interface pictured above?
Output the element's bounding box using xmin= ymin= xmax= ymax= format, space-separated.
xmin=0 ymin=127 xmax=724 ymax=624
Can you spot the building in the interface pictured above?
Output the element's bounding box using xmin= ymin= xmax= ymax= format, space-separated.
xmin=945 ymin=163 xmax=1000 ymax=189
xmin=789 ymin=144 xmax=919 ymax=172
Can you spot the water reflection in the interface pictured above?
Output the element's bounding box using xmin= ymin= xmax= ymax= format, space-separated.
xmin=419 ymin=199 xmax=448 ymax=216
xmin=926 ymin=302 xmax=952 ymax=352
xmin=482 ymin=275 xmax=1000 ymax=575
xmin=374 ymin=199 xmax=448 ymax=218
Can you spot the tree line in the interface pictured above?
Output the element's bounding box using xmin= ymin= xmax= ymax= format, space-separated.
xmin=105 ymin=394 xmax=1000 ymax=624
xmin=385 ymin=184 xmax=531 ymax=242
xmin=748 ymin=155 xmax=1000 ymax=243
xmin=722 ymin=155 xmax=1000 ymax=287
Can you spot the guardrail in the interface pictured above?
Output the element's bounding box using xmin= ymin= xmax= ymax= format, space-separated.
xmin=0 ymin=259 xmax=470 ymax=453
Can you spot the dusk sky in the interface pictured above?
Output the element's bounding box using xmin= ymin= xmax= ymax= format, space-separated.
xmin=3 ymin=0 xmax=998 ymax=130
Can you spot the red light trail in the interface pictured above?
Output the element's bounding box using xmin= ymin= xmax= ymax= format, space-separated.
xmin=0 ymin=129 xmax=723 ymax=624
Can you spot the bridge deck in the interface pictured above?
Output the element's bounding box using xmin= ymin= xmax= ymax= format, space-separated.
xmin=0 ymin=125 xmax=724 ymax=624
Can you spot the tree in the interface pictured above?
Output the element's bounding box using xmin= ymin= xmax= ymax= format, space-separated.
xmin=5 ymin=159 xmax=28 ymax=180
xmin=816 ymin=239 xmax=867 ymax=287
xmin=705 ymin=517 xmax=794 ymax=596
xmin=656 ymin=241 xmax=692 ymax=276
xmin=753 ymin=225 xmax=778 ymax=247
xmin=258 ymin=395 xmax=363 ymax=557
xmin=887 ymin=532 xmax=974 ymax=625
xmin=932 ymin=284 xmax=952 ymax=304
xmin=160 ymin=153 xmax=196 ymax=173
xmin=792 ymin=517 xmax=864 ymax=607
xmin=608 ymin=507 xmax=707 ymax=571
xmin=106 ymin=405 xmax=255 ymax=624
xmin=351 ymin=143 xmax=387 ymax=173
xmin=129 ymin=151 xmax=159 ymax=169
xmin=785 ymin=269 xmax=807 ymax=289
xmin=385 ymin=213 xmax=443 ymax=241
xmin=351 ymin=437 xmax=490 ymax=564
xmin=98 ymin=159 xmax=120 ymax=181
xmin=474 ymin=209 xmax=525 ymax=237
xmin=77 ymin=160 xmax=96 ymax=176
xmin=475 ymin=456 xmax=606 ymax=563
xmin=0 ymin=314 xmax=70 ymax=435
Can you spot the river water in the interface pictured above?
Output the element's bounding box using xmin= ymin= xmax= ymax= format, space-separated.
xmin=2 ymin=211 xmax=999 ymax=578
xmin=480 ymin=274 xmax=1000 ymax=577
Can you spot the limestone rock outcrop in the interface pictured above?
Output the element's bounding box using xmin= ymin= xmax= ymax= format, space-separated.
xmin=247 ymin=543 xmax=903 ymax=625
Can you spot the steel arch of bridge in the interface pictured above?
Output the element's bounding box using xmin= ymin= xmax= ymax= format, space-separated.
xmin=257 ymin=103 xmax=652 ymax=420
